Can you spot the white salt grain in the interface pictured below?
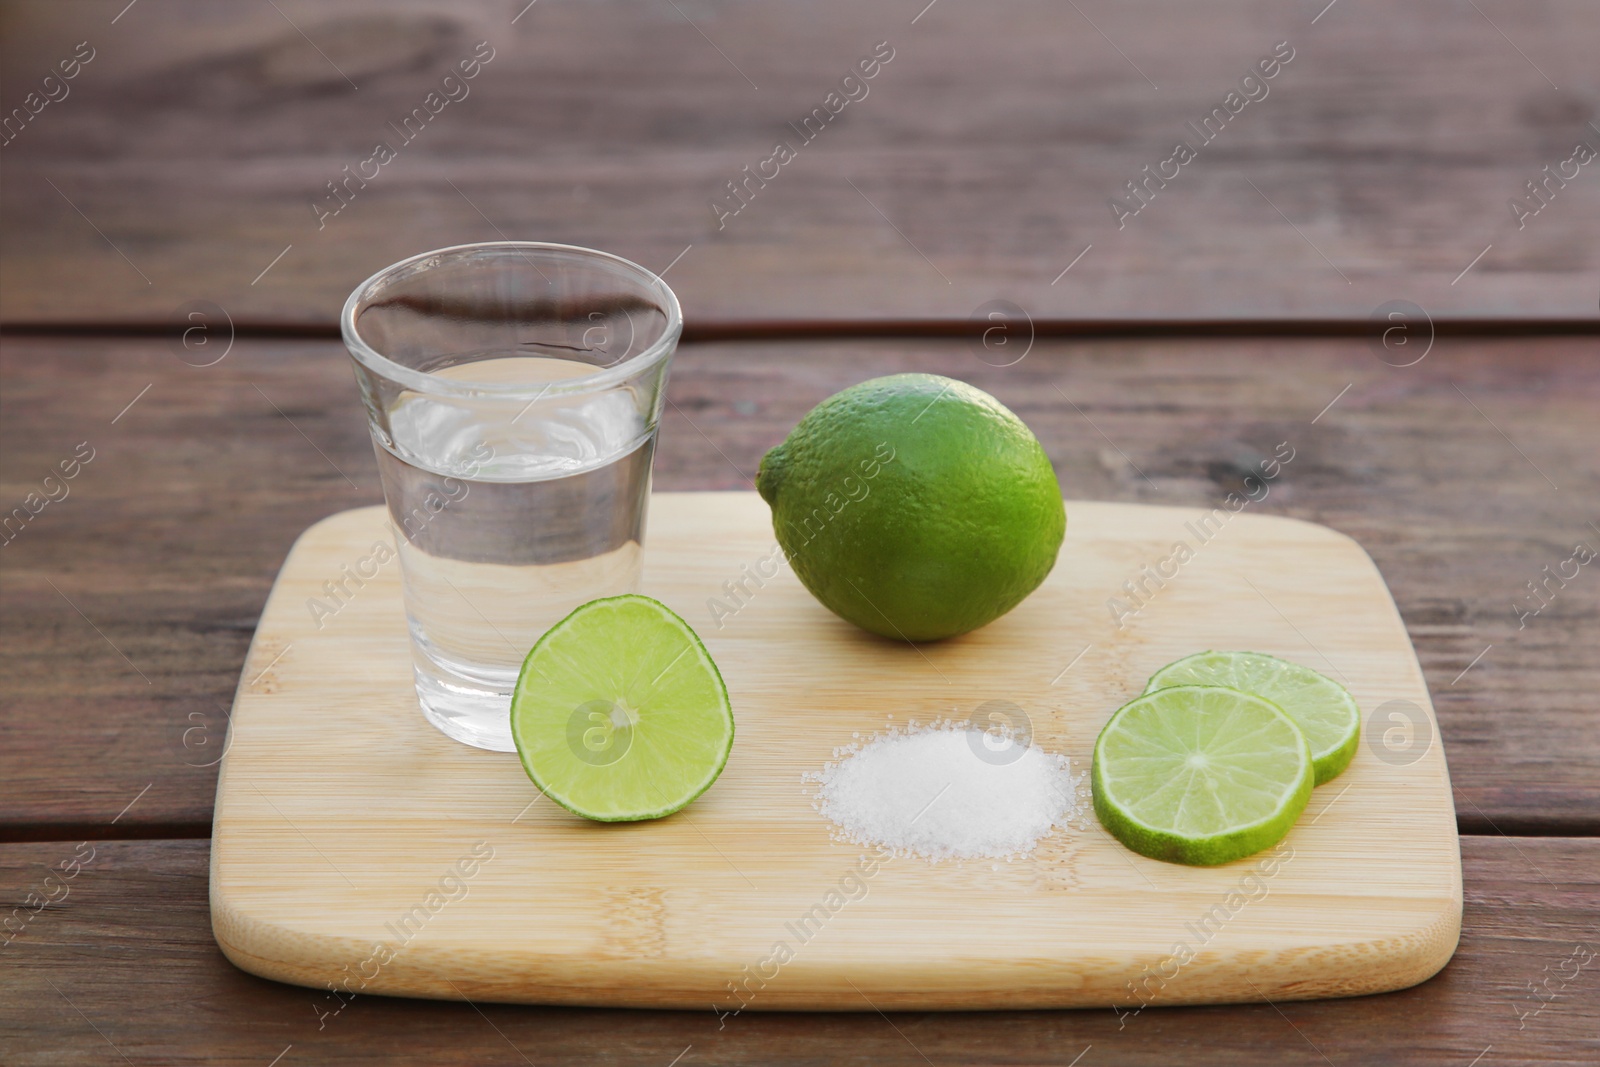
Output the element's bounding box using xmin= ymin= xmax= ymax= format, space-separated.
xmin=807 ymin=721 xmax=1084 ymax=862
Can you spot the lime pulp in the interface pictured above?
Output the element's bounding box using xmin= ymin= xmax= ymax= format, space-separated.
xmin=510 ymin=595 xmax=734 ymax=822
xmin=1145 ymin=650 xmax=1360 ymax=786
xmin=1092 ymin=685 xmax=1314 ymax=866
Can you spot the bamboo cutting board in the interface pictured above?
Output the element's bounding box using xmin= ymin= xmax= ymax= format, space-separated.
xmin=211 ymin=493 xmax=1461 ymax=1011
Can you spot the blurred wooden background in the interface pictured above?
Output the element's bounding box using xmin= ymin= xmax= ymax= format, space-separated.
xmin=2 ymin=1 xmax=1596 ymax=1064
xmin=4 ymin=0 xmax=1598 ymax=325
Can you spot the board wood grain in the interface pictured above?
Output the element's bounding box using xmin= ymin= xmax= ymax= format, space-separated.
xmin=210 ymin=495 xmax=1460 ymax=1009
xmin=3 ymin=0 xmax=1597 ymax=325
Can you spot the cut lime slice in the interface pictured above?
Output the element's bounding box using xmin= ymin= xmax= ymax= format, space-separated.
xmin=1145 ymin=650 xmax=1360 ymax=785
xmin=1092 ymin=685 xmax=1313 ymax=866
xmin=511 ymin=595 xmax=734 ymax=822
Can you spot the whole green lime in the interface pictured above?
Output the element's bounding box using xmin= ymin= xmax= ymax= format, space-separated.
xmin=755 ymin=373 xmax=1065 ymax=641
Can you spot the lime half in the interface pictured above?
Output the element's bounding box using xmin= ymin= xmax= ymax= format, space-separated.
xmin=1145 ymin=650 xmax=1359 ymax=785
xmin=1092 ymin=685 xmax=1313 ymax=866
xmin=511 ymin=595 xmax=734 ymax=822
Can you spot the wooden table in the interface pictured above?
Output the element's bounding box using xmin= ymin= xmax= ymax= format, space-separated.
xmin=2 ymin=2 xmax=1596 ymax=1064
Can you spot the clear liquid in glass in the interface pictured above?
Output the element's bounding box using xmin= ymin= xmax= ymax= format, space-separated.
xmin=373 ymin=357 xmax=653 ymax=750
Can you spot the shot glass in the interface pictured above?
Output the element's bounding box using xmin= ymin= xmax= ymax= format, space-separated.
xmin=342 ymin=242 xmax=681 ymax=751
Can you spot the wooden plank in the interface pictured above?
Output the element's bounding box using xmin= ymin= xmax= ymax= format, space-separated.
xmin=1 ymin=837 xmax=1594 ymax=1064
xmin=2 ymin=0 xmax=1598 ymax=325
xmin=210 ymin=498 xmax=1460 ymax=1008
xmin=0 ymin=336 xmax=1595 ymax=834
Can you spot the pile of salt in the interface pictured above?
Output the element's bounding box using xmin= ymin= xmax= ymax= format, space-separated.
xmin=808 ymin=721 xmax=1083 ymax=861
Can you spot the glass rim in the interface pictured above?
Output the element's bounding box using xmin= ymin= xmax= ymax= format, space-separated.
xmin=340 ymin=240 xmax=683 ymax=400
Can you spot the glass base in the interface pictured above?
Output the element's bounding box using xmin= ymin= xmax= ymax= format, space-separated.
xmin=411 ymin=649 xmax=518 ymax=752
